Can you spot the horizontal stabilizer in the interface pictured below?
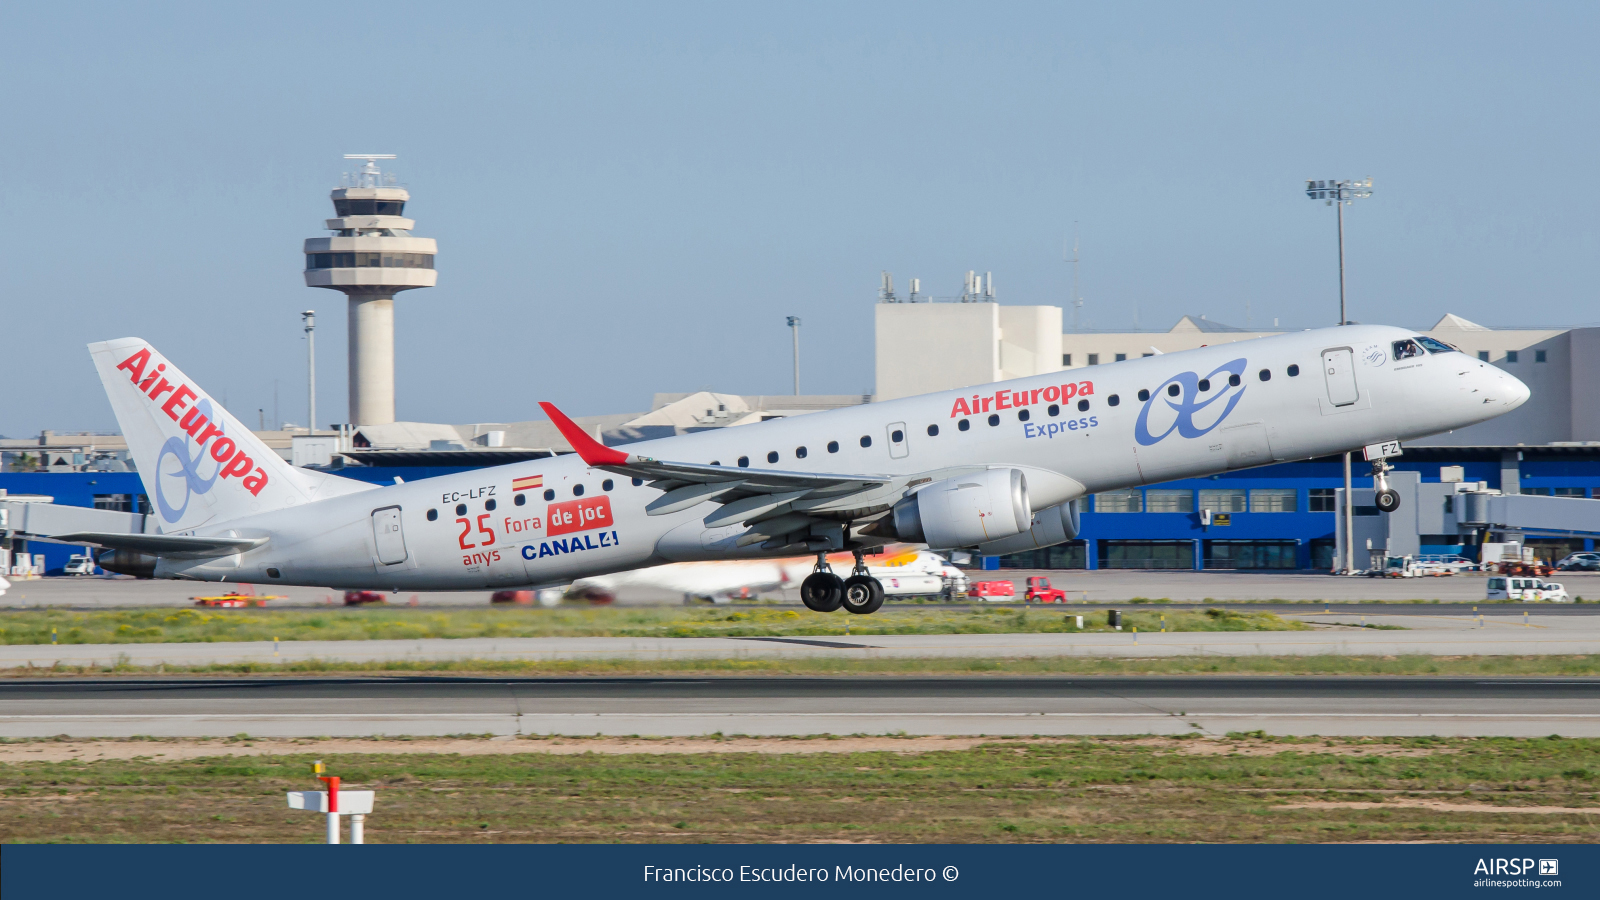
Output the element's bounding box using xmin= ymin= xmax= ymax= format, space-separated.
xmin=43 ymin=532 xmax=267 ymax=558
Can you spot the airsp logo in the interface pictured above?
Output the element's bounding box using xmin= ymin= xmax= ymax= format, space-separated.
xmin=1133 ymin=358 xmax=1249 ymax=447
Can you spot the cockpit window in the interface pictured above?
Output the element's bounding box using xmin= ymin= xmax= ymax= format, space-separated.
xmin=1392 ymin=339 xmax=1423 ymax=361
xmin=1415 ymin=336 xmax=1459 ymax=354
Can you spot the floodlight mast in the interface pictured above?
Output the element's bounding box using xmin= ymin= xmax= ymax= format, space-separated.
xmin=1305 ymin=177 xmax=1374 ymax=575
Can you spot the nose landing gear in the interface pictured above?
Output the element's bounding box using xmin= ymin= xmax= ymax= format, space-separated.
xmin=1372 ymin=459 xmax=1401 ymax=513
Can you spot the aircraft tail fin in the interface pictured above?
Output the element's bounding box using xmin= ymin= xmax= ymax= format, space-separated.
xmin=88 ymin=338 xmax=370 ymax=533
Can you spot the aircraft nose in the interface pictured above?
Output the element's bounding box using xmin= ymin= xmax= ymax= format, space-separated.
xmin=1503 ymin=372 xmax=1531 ymax=409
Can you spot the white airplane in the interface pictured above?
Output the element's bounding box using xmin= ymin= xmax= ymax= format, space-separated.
xmin=570 ymin=548 xmax=967 ymax=603
xmin=56 ymin=327 xmax=1527 ymax=615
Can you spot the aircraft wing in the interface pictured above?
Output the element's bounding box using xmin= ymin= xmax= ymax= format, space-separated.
xmin=42 ymin=532 xmax=267 ymax=558
xmin=539 ymin=402 xmax=900 ymax=540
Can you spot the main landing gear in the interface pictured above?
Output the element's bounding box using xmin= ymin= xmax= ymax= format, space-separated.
xmin=800 ymin=550 xmax=884 ymax=615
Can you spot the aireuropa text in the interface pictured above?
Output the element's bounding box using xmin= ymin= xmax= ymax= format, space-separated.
xmin=642 ymin=865 xmax=942 ymax=883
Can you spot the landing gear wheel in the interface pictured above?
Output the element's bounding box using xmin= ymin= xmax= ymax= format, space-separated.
xmin=800 ymin=572 xmax=845 ymax=612
xmin=1375 ymin=489 xmax=1401 ymax=513
xmin=841 ymin=575 xmax=885 ymax=615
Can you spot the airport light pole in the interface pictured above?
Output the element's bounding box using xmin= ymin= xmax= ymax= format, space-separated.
xmin=787 ymin=316 xmax=801 ymax=395
xmin=302 ymin=310 xmax=317 ymax=433
xmin=1306 ymin=178 xmax=1373 ymax=573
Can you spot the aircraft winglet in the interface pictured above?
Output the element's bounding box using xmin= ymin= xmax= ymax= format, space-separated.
xmin=539 ymin=401 xmax=631 ymax=466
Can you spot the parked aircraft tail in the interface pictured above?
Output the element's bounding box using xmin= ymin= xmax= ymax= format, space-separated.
xmin=88 ymin=338 xmax=371 ymax=533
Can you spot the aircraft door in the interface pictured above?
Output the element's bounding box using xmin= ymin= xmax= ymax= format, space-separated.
xmin=887 ymin=422 xmax=910 ymax=459
xmin=371 ymin=507 xmax=408 ymax=565
xmin=1321 ymin=347 xmax=1359 ymax=407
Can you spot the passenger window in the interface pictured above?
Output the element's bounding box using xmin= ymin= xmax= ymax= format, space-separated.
xmin=958 ymin=419 xmax=970 ymax=432
xmin=573 ymin=484 xmax=585 ymax=496
xmin=827 ymin=441 xmax=839 ymax=453
xmin=1392 ymin=339 xmax=1423 ymax=360
xmin=796 ymin=446 xmax=808 ymax=458
xmin=1258 ymin=369 xmax=1271 ymax=382
xmin=427 ymin=509 xmax=438 ymax=521
xmin=891 ymin=429 xmax=904 ymax=442
xmin=926 ymin=424 xmax=939 ymax=436
xmin=485 ymin=498 xmax=497 ymax=511
xmin=987 ymin=414 xmax=1000 ymax=426
xmin=1228 ymin=373 xmax=1241 ymax=387
xmin=1167 ymin=383 xmax=1180 ymax=397
xmin=738 ymin=456 xmax=750 ymax=467
xmin=1108 ymin=395 xmax=1119 ymax=407
xmin=767 ymin=451 xmax=779 ymax=463
xmin=1287 ymin=364 xmax=1300 ymax=376
xmin=1077 ymin=399 xmax=1090 ymax=412
xmin=632 ymin=477 xmax=644 ymax=486
xmin=543 ymin=489 xmax=555 ymax=501
xmin=1017 ymin=410 xmax=1030 ymax=422
xmin=1047 ymin=404 xmax=1059 ymax=417
xmin=1198 ymin=378 xmax=1211 ymax=391
xmin=602 ymin=479 xmax=614 ymax=491
xmin=710 ymin=461 xmax=720 ymax=466
xmin=455 ymin=503 xmax=467 ymax=516
xmin=1137 ymin=389 xmax=1150 ymax=401
xmin=860 ymin=435 xmax=872 ymax=448
xmin=514 ymin=494 xmax=526 ymax=506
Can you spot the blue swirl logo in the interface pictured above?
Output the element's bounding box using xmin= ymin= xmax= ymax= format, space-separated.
xmin=153 ymin=398 xmax=222 ymax=524
xmin=1134 ymin=358 xmax=1249 ymax=447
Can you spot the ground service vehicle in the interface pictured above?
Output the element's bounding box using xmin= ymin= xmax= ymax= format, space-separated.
xmin=1486 ymin=576 xmax=1570 ymax=602
xmin=1023 ymin=576 xmax=1068 ymax=602
xmin=969 ymin=580 xmax=1016 ymax=600
xmin=1557 ymin=552 xmax=1600 ymax=572
xmin=52 ymin=328 xmax=1529 ymax=616
xmin=62 ymin=554 xmax=95 ymax=576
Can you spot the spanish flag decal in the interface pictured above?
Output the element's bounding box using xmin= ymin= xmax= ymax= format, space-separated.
xmin=511 ymin=475 xmax=544 ymax=492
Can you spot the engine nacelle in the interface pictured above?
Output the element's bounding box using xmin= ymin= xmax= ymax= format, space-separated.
xmin=969 ymin=500 xmax=1081 ymax=557
xmin=96 ymin=548 xmax=157 ymax=579
xmin=891 ymin=468 xmax=1031 ymax=549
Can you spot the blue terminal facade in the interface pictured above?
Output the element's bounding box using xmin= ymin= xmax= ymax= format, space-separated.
xmin=5 ymin=450 xmax=1600 ymax=575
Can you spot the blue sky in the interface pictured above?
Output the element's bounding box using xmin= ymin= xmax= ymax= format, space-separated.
xmin=3 ymin=1 xmax=1596 ymax=436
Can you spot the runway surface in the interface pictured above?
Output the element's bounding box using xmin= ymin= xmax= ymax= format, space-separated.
xmin=3 ymin=611 xmax=1598 ymax=669
xmin=2 ymin=675 xmax=1596 ymax=738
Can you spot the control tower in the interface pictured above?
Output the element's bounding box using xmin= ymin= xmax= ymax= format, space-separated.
xmin=303 ymin=155 xmax=437 ymax=426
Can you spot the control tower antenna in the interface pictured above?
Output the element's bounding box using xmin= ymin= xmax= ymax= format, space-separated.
xmin=303 ymin=155 xmax=437 ymax=426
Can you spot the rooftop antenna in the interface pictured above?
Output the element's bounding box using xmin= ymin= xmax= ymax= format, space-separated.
xmin=1065 ymin=226 xmax=1084 ymax=331
xmin=907 ymin=277 xmax=920 ymax=303
xmin=342 ymin=154 xmax=397 ymax=188
xmin=879 ymin=271 xmax=896 ymax=303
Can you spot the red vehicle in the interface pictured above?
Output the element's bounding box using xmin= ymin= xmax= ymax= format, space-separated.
xmin=968 ymin=580 xmax=1015 ymax=599
xmin=343 ymin=590 xmax=387 ymax=606
xmin=1023 ymin=576 xmax=1068 ymax=603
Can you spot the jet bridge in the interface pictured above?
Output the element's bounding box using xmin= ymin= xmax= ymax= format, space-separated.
xmin=1336 ymin=472 xmax=1600 ymax=565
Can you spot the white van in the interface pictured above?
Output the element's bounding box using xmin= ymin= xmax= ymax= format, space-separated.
xmin=63 ymin=554 xmax=97 ymax=576
xmin=1486 ymin=576 xmax=1570 ymax=602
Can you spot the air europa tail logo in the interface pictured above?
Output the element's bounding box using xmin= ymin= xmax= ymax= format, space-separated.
xmin=1134 ymin=358 xmax=1248 ymax=447
xmin=114 ymin=348 xmax=269 ymax=523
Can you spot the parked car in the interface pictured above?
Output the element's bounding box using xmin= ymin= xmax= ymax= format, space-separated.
xmin=343 ymin=590 xmax=387 ymax=605
xmin=1556 ymin=552 xmax=1600 ymax=572
xmin=1486 ymin=576 xmax=1570 ymax=602
xmin=1023 ymin=576 xmax=1069 ymax=603
xmin=62 ymin=554 xmax=96 ymax=576
xmin=968 ymin=580 xmax=1016 ymax=601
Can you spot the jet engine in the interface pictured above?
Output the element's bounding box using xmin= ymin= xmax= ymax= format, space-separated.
xmin=96 ymin=548 xmax=157 ymax=579
xmin=969 ymin=500 xmax=1081 ymax=557
xmin=890 ymin=468 xmax=1031 ymax=549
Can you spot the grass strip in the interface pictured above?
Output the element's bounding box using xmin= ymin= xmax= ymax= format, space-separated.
xmin=7 ymin=654 xmax=1600 ymax=679
xmin=0 ymin=605 xmax=1303 ymax=645
xmin=1 ymin=734 xmax=1594 ymax=843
